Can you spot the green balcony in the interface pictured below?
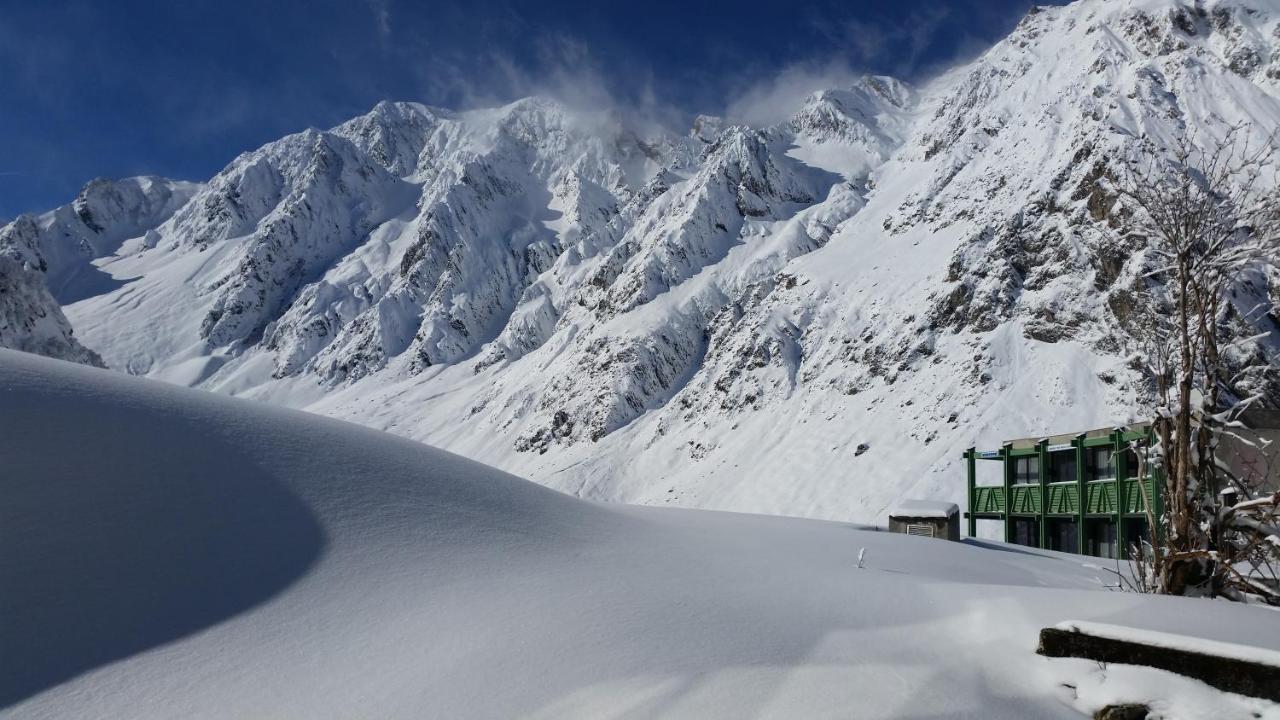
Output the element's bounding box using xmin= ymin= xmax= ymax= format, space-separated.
xmin=1046 ymin=482 xmax=1078 ymax=515
xmin=1084 ymin=481 xmax=1116 ymax=515
xmin=1009 ymin=484 xmax=1040 ymax=515
xmin=1121 ymin=477 xmax=1156 ymax=516
xmin=972 ymin=486 xmax=1004 ymax=515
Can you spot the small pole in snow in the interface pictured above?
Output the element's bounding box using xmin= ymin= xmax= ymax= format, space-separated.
xmin=857 ymin=548 xmax=866 ymax=569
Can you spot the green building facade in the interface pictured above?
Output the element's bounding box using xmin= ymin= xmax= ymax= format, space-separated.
xmin=964 ymin=425 xmax=1160 ymax=558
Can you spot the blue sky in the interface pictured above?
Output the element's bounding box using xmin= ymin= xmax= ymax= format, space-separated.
xmin=0 ymin=0 xmax=1054 ymax=218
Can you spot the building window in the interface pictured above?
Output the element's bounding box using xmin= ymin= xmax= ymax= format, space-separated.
xmin=1085 ymin=519 xmax=1117 ymax=559
xmin=1013 ymin=456 xmax=1039 ymax=484
xmin=1050 ymin=450 xmax=1077 ymax=484
xmin=1123 ymin=518 xmax=1150 ymax=557
xmin=1047 ymin=519 xmax=1078 ymax=553
xmin=1121 ymin=446 xmax=1143 ymax=479
xmin=1012 ymin=518 xmax=1039 ymax=548
xmin=1088 ymin=447 xmax=1115 ymax=481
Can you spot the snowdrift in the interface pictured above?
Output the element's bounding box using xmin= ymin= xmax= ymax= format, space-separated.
xmin=2 ymin=348 xmax=1279 ymax=719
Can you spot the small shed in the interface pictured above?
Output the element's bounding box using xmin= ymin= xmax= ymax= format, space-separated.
xmin=888 ymin=499 xmax=960 ymax=541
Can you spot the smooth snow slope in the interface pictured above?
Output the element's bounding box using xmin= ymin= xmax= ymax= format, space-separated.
xmin=3 ymin=349 xmax=1280 ymax=719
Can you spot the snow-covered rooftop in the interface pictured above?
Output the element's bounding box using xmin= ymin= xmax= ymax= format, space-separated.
xmin=888 ymin=499 xmax=959 ymax=518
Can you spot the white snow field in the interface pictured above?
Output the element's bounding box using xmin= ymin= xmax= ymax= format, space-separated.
xmin=3 ymin=348 xmax=1279 ymax=720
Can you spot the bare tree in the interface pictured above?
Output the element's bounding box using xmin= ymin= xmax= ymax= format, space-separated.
xmin=1119 ymin=126 xmax=1280 ymax=602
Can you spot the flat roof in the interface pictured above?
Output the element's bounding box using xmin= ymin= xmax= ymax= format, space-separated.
xmin=1003 ymin=422 xmax=1152 ymax=449
xmin=889 ymin=499 xmax=959 ymax=519
xmin=992 ymin=412 xmax=1278 ymax=452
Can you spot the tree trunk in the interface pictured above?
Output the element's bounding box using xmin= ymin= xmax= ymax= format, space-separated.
xmin=1165 ymin=260 xmax=1195 ymax=595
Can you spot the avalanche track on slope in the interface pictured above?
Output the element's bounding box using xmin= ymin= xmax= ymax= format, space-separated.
xmin=3 ymin=349 xmax=1280 ymax=719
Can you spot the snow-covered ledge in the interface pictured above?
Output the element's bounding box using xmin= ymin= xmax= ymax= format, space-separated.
xmin=1037 ymin=620 xmax=1280 ymax=702
xmin=887 ymin=499 xmax=959 ymax=519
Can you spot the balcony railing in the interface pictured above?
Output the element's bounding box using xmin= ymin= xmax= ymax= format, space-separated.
xmin=970 ymin=477 xmax=1156 ymax=517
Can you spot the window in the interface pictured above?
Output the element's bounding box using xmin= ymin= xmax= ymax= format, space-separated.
xmin=1047 ymin=519 xmax=1078 ymax=553
xmin=1012 ymin=518 xmax=1039 ymax=548
xmin=1121 ymin=446 xmax=1142 ymax=479
xmin=1050 ymin=451 xmax=1077 ymax=484
xmin=1088 ymin=447 xmax=1115 ymax=481
xmin=1123 ymin=519 xmax=1150 ymax=558
xmin=1085 ymin=519 xmax=1117 ymax=559
xmin=1013 ymin=456 xmax=1039 ymax=484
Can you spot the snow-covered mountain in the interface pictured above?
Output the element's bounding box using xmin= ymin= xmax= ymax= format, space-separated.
xmin=3 ymin=0 xmax=1279 ymax=522
xmin=0 ymin=230 xmax=104 ymax=367
xmin=0 ymin=176 xmax=200 ymax=366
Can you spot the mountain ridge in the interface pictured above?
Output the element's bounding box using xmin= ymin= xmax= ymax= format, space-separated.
xmin=2 ymin=0 xmax=1279 ymax=522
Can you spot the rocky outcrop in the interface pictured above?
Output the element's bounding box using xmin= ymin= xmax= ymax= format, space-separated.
xmin=193 ymin=130 xmax=415 ymax=348
xmin=0 ymin=175 xmax=200 ymax=366
xmin=0 ymin=219 xmax=104 ymax=366
xmin=1 ymin=176 xmax=199 ymax=302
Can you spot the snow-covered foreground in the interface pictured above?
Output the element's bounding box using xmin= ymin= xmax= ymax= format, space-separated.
xmin=2 ymin=348 xmax=1278 ymax=719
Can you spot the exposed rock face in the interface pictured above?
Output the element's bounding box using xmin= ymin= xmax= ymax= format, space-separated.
xmin=0 ymin=176 xmax=199 ymax=366
xmin=3 ymin=0 xmax=1279 ymax=521
xmin=1093 ymin=705 xmax=1150 ymax=720
xmin=267 ymin=97 xmax=695 ymax=383
xmin=0 ymin=218 xmax=104 ymax=366
xmin=1 ymin=176 xmax=199 ymax=303
xmin=193 ymin=130 xmax=415 ymax=349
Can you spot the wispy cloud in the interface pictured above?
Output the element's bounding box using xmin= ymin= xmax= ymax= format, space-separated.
xmin=815 ymin=3 xmax=1012 ymax=81
xmin=722 ymin=3 xmax=1015 ymax=128
xmin=367 ymin=0 xmax=392 ymax=42
xmin=394 ymin=25 xmax=685 ymax=136
xmin=724 ymin=62 xmax=865 ymax=127
xmin=0 ymin=0 xmax=1039 ymax=218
